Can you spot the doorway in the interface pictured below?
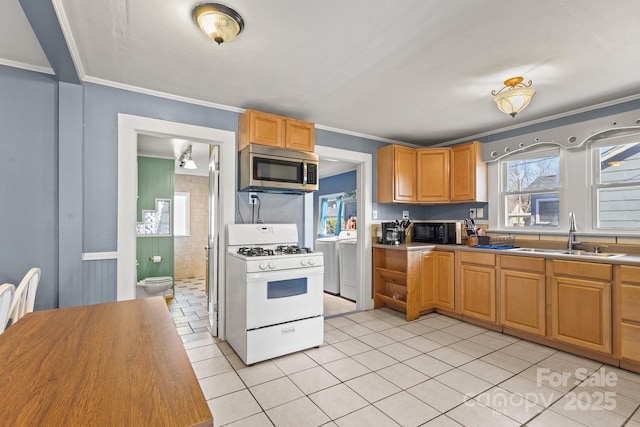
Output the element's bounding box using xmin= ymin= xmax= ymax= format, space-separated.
xmin=117 ymin=114 xmax=235 ymax=339
xmin=314 ymin=146 xmax=373 ymax=312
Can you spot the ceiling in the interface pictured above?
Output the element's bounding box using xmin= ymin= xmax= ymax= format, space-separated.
xmin=4 ymin=1 xmax=640 ymax=148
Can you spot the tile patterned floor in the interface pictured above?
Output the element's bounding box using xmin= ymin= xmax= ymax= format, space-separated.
xmin=168 ymin=278 xmax=640 ymax=426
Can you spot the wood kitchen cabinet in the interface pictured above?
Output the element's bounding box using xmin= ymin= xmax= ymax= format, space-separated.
xmin=373 ymin=246 xmax=421 ymax=321
xmin=458 ymin=251 xmax=496 ymax=323
xmin=421 ymin=250 xmax=455 ymax=311
xmin=551 ymin=260 xmax=612 ymax=354
xmin=417 ymin=148 xmax=450 ymax=203
xmin=377 ymin=145 xmax=417 ymax=203
xmin=238 ymin=109 xmax=315 ymax=152
xmin=450 ymin=141 xmax=487 ymax=203
xmin=619 ymin=265 xmax=640 ymax=364
xmin=499 ymin=255 xmax=546 ymax=336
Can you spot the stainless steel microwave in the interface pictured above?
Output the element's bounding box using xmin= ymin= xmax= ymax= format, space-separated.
xmin=411 ymin=220 xmax=463 ymax=244
xmin=239 ymin=144 xmax=319 ymax=192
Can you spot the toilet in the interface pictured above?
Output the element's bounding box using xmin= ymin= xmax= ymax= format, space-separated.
xmin=137 ymin=276 xmax=173 ymax=297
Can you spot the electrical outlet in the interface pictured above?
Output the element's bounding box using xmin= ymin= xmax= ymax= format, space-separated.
xmin=249 ymin=192 xmax=258 ymax=205
xmin=469 ymin=208 xmax=476 ymax=219
xmin=402 ymin=210 xmax=410 ymax=219
xmin=372 ymin=210 xmax=378 ymax=220
xmin=477 ymin=208 xmax=484 ymax=218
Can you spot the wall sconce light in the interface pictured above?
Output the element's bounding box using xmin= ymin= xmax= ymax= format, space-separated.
xmin=179 ymin=145 xmax=197 ymax=169
xmin=492 ymin=77 xmax=536 ymax=118
xmin=192 ymin=3 xmax=244 ymax=45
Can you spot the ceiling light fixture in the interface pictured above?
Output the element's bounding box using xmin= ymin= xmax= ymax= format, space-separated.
xmin=179 ymin=145 xmax=197 ymax=169
xmin=192 ymin=3 xmax=244 ymax=45
xmin=492 ymin=77 xmax=536 ymax=118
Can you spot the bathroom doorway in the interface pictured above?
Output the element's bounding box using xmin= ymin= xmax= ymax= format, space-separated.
xmin=117 ymin=114 xmax=236 ymax=339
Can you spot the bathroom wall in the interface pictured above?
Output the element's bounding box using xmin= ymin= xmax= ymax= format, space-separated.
xmin=174 ymin=174 xmax=208 ymax=279
xmin=136 ymin=156 xmax=174 ymax=281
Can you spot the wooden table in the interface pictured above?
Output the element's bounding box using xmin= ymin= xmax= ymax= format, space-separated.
xmin=0 ymin=297 xmax=213 ymax=426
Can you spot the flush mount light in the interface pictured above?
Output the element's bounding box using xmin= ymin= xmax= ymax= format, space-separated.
xmin=179 ymin=145 xmax=197 ymax=169
xmin=192 ymin=3 xmax=244 ymax=45
xmin=491 ymin=77 xmax=536 ymax=118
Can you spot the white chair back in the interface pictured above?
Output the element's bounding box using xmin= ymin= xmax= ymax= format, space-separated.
xmin=0 ymin=283 xmax=16 ymax=333
xmin=9 ymin=267 xmax=41 ymax=325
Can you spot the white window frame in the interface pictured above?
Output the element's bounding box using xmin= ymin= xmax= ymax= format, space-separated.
xmin=173 ymin=192 xmax=190 ymax=237
xmin=590 ymin=135 xmax=640 ymax=231
xmin=495 ymin=147 xmax=562 ymax=231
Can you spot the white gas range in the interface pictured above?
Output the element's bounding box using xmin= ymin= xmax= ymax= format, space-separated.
xmin=225 ymin=224 xmax=324 ymax=365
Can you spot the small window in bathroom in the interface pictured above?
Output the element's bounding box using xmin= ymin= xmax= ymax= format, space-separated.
xmin=174 ymin=192 xmax=190 ymax=236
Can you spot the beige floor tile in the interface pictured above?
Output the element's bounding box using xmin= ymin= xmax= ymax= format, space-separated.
xmin=380 ymin=326 xmax=417 ymax=341
xmin=550 ymin=394 xmax=627 ymax=427
xmin=403 ymin=354 xmax=453 ymax=377
xmin=421 ymin=415 xmax=464 ymax=426
xmin=236 ymin=361 xmax=285 ymax=387
xmin=250 ymin=377 xmax=305 ymax=410
xmin=324 ymin=328 xmax=352 ymax=344
xmin=481 ymin=350 xmax=533 ymax=374
xmin=199 ymin=370 xmax=245 ymax=400
xmin=526 ymin=408 xmax=587 ymax=427
xmin=288 ymin=366 xmax=341 ymax=395
xmin=208 ymin=389 xmax=262 ymax=426
xmin=341 ymin=323 xmax=374 ymax=338
xmin=459 ymin=359 xmax=513 ymax=384
xmin=473 ymin=386 xmax=544 ymax=424
xmin=266 ymin=396 xmax=330 ymax=427
xmin=375 ymin=391 xmax=440 ymax=426
xmin=272 ymin=352 xmax=318 ymax=375
xmin=351 ymin=349 xmax=397 ymax=371
xmin=332 ymin=338 xmax=374 ymax=356
xmin=310 ymin=384 xmax=369 ymax=420
xmin=322 ymin=357 xmax=371 ymax=381
xmin=377 ymin=342 xmax=422 ymax=361
xmin=304 ymin=345 xmax=348 ymax=364
xmin=325 ymin=316 xmax=357 ymax=329
xmin=226 ymin=412 xmax=274 ymax=426
xmin=399 ymin=322 xmax=434 ymax=335
xmin=428 ymin=346 xmax=475 ymax=367
xmin=500 ymin=342 xmax=551 ymax=364
xmin=186 ymin=343 xmax=224 ymax=363
xmin=377 ymin=314 xmax=410 ymax=327
xmin=376 ymin=363 xmax=429 ymax=389
xmin=446 ymin=400 xmax=521 ymax=427
xmin=192 ymin=355 xmax=234 ymax=379
xmin=407 ymin=378 xmax=467 ymax=412
xmin=334 ymin=405 xmax=400 ymax=427
xmin=448 ymin=339 xmax=493 ymax=358
xmin=358 ymin=318 xmax=395 ymax=332
xmin=499 ymin=375 xmax=562 ymax=408
xmin=422 ymin=330 xmax=464 ymax=346
xmin=417 ymin=316 xmax=457 ymax=330
xmin=441 ymin=323 xmax=487 ymax=339
xmin=356 ymin=332 xmax=396 ymax=348
xmin=344 ymin=311 xmax=378 ymax=323
xmin=435 ymin=369 xmax=493 ymax=397
xmin=345 ymin=372 xmax=401 ymax=403
xmin=402 ymin=336 xmax=442 ymax=353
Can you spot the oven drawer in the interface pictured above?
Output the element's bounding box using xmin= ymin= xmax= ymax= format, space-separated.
xmin=246 ymin=316 xmax=323 ymax=364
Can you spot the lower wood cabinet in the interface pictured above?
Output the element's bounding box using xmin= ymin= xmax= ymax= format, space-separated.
xmin=499 ymin=256 xmax=546 ymax=336
xmin=420 ymin=250 xmax=454 ymax=311
xmin=551 ymin=260 xmax=612 ymax=354
xmin=620 ymin=265 xmax=640 ymax=363
xmin=459 ymin=252 xmax=496 ymax=323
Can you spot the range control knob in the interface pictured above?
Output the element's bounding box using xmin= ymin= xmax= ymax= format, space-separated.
xmin=300 ymin=258 xmax=308 ymax=266
xmin=308 ymin=257 xmax=316 ymax=265
xmin=268 ymin=261 xmax=276 ymax=270
xmin=259 ymin=262 xmax=268 ymax=271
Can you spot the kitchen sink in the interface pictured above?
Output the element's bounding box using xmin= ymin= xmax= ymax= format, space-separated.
xmin=508 ymin=247 xmax=626 ymax=258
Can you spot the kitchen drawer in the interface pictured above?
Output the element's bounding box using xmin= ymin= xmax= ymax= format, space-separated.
xmin=500 ymin=255 xmax=545 ymax=273
xmin=621 ymin=322 xmax=640 ymax=362
xmin=460 ymin=251 xmax=496 ymax=266
xmin=621 ymin=284 xmax=640 ymax=323
xmin=621 ymin=265 xmax=640 ymax=285
xmin=552 ymin=260 xmax=611 ymax=281
xmin=246 ymin=316 xmax=323 ymax=365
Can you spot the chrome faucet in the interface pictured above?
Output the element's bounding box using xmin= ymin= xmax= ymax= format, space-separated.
xmin=568 ymin=212 xmax=581 ymax=250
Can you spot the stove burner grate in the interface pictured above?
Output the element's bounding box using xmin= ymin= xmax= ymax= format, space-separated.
xmin=237 ymin=247 xmax=274 ymax=257
xmin=275 ymin=245 xmax=312 ymax=254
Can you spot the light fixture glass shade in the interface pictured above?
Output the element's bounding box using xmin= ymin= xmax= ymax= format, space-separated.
xmin=184 ymin=159 xmax=197 ymax=169
xmin=193 ymin=3 xmax=244 ymax=45
xmin=492 ymin=77 xmax=536 ymax=118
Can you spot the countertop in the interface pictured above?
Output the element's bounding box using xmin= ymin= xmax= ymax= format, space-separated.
xmin=373 ymin=242 xmax=640 ymax=265
xmin=0 ymin=297 xmax=213 ymax=426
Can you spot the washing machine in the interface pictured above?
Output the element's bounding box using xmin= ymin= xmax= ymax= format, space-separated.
xmin=337 ymin=231 xmax=358 ymax=301
xmin=315 ymin=235 xmax=339 ymax=294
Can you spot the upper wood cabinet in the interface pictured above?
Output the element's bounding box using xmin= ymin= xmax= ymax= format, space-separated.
xmin=377 ymin=145 xmax=417 ymax=203
xmin=450 ymin=141 xmax=487 ymax=203
xmin=417 ymin=148 xmax=450 ymax=203
xmin=238 ymin=109 xmax=315 ymax=152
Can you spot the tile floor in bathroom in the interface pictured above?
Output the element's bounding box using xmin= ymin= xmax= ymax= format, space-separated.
xmin=168 ymin=278 xmax=640 ymax=427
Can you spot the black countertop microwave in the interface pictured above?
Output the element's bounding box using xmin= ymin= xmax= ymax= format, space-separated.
xmin=411 ymin=221 xmax=463 ymax=245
